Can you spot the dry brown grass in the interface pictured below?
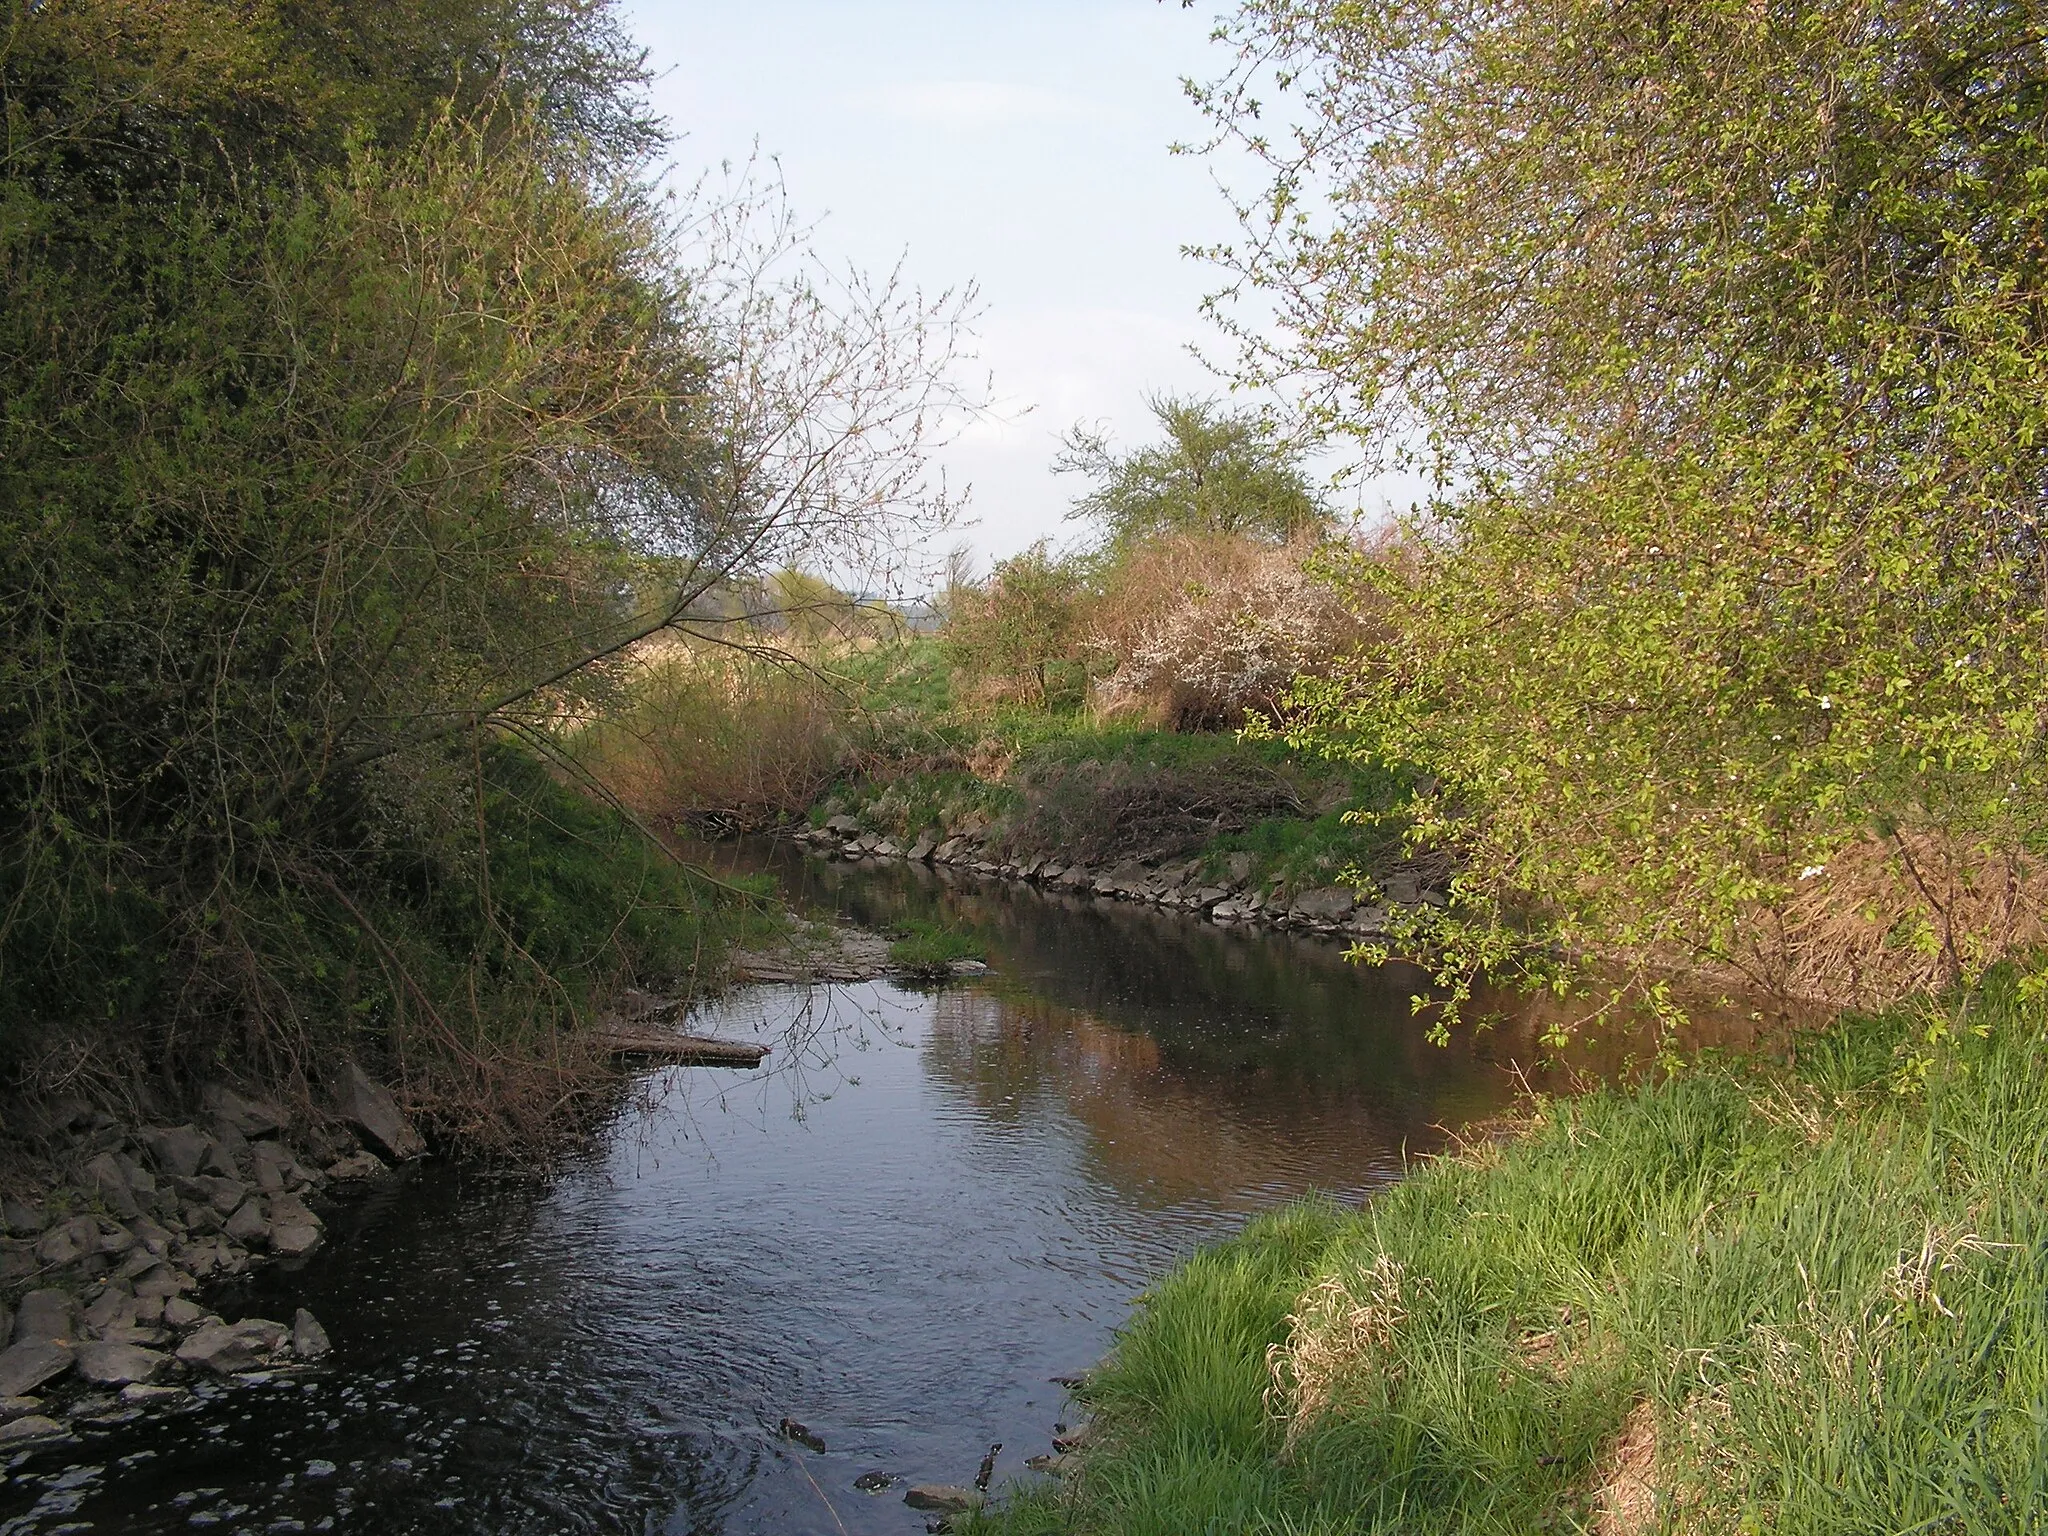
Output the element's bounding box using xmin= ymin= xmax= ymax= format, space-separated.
xmin=1590 ymin=1400 xmax=1664 ymax=1536
xmin=1264 ymin=1255 xmax=1408 ymax=1450
xmin=579 ymin=644 xmax=845 ymax=828
xmin=1732 ymin=828 xmax=2048 ymax=1009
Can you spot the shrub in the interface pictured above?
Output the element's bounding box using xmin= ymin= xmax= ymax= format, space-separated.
xmin=576 ymin=644 xmax=845 ymax=830
xmin=1088 ymin=535 xmax=1370 ymax=731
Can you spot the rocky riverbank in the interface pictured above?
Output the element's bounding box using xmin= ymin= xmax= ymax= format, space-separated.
xmin=0 ymin=1068 xmax=428 ymax=1452
xmin=790 ymin=815 xmax=1450 ymax=940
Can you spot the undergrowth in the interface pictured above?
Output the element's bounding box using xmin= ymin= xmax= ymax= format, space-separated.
xmin=3 ymin=742 xmax=776 ymax=1147
xmin=885 ymin=917 xmax=986 ymax=979
xmin=976 ymin=974 xmax=2048 ymax=1534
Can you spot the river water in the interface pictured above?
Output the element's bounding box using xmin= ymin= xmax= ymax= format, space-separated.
xmin=0 ymin=842 xmax=1712 ymax=1535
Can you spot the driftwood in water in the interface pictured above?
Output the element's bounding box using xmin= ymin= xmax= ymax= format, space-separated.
xmin=600 ymin=1029 xmax=769 ymax=1067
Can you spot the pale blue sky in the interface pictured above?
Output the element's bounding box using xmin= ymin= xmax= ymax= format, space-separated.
xmin=619 ymin=0 xmax=1251 ymax=564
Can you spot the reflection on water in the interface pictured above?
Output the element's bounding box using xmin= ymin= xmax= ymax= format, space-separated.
xmin=0 ymin=840 xmax=1735 ymax=1535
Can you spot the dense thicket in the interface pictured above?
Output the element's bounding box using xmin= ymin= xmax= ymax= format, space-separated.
xmin=0 ymin=1 xmax=955 ymax=1119
xmin=1199 ymin=0 xmax=2048 ymax=1010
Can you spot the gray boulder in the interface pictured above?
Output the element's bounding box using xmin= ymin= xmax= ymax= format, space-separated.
xmin=35 ymin=1215 xmax=97 ymax=1268
xmin=138 ymin=1124 xmax=212 ymax=1180
xmin=174 ymin=1318 xmax=285 ymax=1375
xmin=82 ymin=1153 xmax=142 ymax=1220
xmin=324 ymin=1151 xmax=388 ymax=1182
xmin=1381 ymin=873 xmax=1423 ymax=905
xmin=132 ymin=1265 xmax=195 ymax=1300
xmin=192 ymin=1175 xmax=249 ymax=1215
xmin=824 ymin=814 xmax=861 ymax=835
xmin=1290 ymin=886 xmax=1356 ymax=922
xmin=14 ymin=1289 xmax=78 ymax=1345
xmin=74 ymin=1342 xmax=165 ymax=1386
xmin=175 ymin=1323 xmax=253 ymax=1375
xmin=203 ymin=1121 xmax=248 ymax=1175
xmin=82 ymin=1284 xmax=134 ymax=1333
xmin=250 ymin=1141 xmax=288 ymax=1193
xmin=120 ymin=1382 xmax=187 ymax=1405
xmin=1 ymin=1200 xmax=45 ymax=1236
xmin=0 ymin=1341 xmax=74 ymax=1398
xmin=1347 ymin=906 xmax=1390 ymax=936
xmin=335 ymin=1065 xmax=425 ymax=1162
xmin=292 ymin=1309 xmax=331 ymax=1360
xmin=222 ymin=1200 xmax=269 ymax=1246
xmin=200 ymin=1084 xmax=288 ymax=1139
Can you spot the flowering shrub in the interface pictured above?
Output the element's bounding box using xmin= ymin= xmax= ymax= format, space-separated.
xmin=1089 ymin=535 xmax=1368 ymax=730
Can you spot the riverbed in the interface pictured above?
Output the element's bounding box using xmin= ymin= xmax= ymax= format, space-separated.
xmin=0 ymin=842 xmax=1700 ymax=1534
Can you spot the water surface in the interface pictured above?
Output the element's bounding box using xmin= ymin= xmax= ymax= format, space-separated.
xmin=0 ymin=843 xmax=1690 ymax=1534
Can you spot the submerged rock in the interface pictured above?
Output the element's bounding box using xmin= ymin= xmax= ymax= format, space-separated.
xmin=904 ymin=1485 xmax=979 ymax=1513
xmin=776 ymin=1416 xmax=825 ymax=1452
xmin=325 ymin=1150 xmax=389 ymax=1182
xmin=0 ymin=1414 xmax=67 ymax=1448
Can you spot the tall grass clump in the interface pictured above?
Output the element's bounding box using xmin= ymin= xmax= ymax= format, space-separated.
xmin=576 ymin=644 xmax=848 ymax=832
xmin=982 ymin=977 xmax=2048 ymax=1534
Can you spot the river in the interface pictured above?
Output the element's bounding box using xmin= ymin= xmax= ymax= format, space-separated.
xmin=0 ymin=840 xmax=1717 ymax=1535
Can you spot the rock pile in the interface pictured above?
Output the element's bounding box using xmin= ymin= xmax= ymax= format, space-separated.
xmin=0 ymin=1067 xmax=423 ymax=1448
xmin=792 ymin=821 xmax=1449 ymax=940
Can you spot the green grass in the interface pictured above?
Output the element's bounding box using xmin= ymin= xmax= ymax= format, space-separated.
xmin=974 ymin=976 xmax=2048 ymax=1534
xmin=886 ymin=916 xmax=986 ymax=978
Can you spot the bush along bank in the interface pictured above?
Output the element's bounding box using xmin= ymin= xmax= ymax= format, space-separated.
xmin=0 ymin=1072 xmax=428 ymax=1451
xmin=969 ymin=976 xmax=2048 ymax=1536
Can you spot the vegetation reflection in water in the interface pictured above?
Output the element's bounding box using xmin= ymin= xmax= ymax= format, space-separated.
xmin=0 ymin=846 xmax=1705 ymax=1535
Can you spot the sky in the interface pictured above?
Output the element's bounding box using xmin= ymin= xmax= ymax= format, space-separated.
xmin=617 ymin=0 xmax=1280 ymax=569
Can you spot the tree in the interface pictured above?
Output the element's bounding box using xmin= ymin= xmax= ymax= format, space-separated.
xmin=1195 ymin=0 xmax=2048 ymax=1013
xmin=0 ymin=0 xmax=974 ymax=1093
xmin=943 ymin=542 xmax=1089 ymax=708
xmin=1055 ymin=395 xmax=1330 ymax=550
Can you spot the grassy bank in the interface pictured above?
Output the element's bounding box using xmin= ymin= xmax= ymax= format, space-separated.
xmin=979 ymin=977 xmax=2048 ymax=1534
xmin=800 ymin=638 xmax=1420 ymax=895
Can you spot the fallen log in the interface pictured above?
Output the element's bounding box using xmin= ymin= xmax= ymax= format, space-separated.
xmin=600 ymin=1030 xmax=769 ymax=1067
